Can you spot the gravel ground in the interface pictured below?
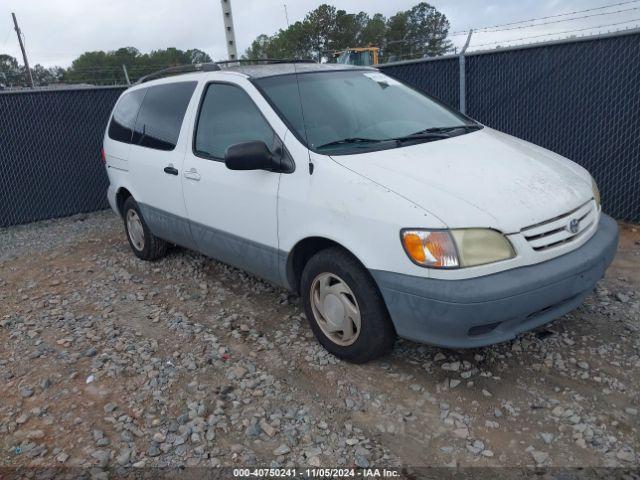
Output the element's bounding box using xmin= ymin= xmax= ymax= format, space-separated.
xmin=0 ymin=211 xmax=638 ymax=474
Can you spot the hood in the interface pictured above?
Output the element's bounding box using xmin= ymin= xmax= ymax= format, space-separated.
xmin=330 ymin=127 xmax=593 ymax=233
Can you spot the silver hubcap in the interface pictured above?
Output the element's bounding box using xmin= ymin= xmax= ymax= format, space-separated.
xmin=310 ymin=273 xmax=361 ymax=346
xmin=126 ymin=209 xmax=145 ymax=251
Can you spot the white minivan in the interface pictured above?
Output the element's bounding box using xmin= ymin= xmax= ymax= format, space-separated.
xmin=104 ymin=62 xmax=618 ymax=363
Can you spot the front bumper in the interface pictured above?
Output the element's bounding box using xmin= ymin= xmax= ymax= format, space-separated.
xmin=371 ymin=214 xmax=619 ymax=348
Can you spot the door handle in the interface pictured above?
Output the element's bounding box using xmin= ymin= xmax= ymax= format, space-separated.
xmin=164 ymin=166 xmax=179 ymax=176
xmin=184 ymin=168 xmax=201 ymax=181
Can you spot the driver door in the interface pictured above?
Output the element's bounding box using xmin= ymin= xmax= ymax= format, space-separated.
xmin=182 ymin=79 xmax=282 ymax=284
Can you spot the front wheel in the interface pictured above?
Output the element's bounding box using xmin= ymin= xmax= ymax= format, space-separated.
xmin=123 ymin=197 xmax=168 ymax=261
xmin=300 ymin=247 xmax=396 ymax=363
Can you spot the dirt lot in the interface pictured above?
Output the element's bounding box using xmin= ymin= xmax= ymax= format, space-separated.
xmin=0 ymin=211 xmax=638 ymax=474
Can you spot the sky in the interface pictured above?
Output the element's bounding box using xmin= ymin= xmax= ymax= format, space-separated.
xmin=1 ymin=0 xmax=639 ymax=68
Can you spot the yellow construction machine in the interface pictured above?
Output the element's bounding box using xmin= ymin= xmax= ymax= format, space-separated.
xmin=333 ymin=47 xmax=380 ymax=66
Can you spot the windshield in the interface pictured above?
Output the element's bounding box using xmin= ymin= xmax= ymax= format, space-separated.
xmin=254 ymin=70 xmax=479 ymax=154
xmin=336 ymin=51 xmax=373 ymax=66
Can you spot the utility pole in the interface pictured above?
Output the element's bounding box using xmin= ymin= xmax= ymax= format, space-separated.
xmin=220 ymin=0 xmax=238 ymax=61
xmin=11 ymin=13 xmax=34 ymax=88
xmin=283 ymin=4 xmax=290 ymax=28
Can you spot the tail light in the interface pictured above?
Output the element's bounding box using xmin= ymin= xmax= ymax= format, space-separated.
xmin=101 ymin=148 xmax=107 ymax=164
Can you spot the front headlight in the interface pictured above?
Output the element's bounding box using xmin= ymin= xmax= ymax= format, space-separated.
xmin=591 ymin=177 xmax=601 ymax=210
xmin=401 ymin=228 xmax=515 ymax=268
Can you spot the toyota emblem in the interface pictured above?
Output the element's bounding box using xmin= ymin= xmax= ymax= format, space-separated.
xmin=568 ymin=219 xmax=579 ymax=234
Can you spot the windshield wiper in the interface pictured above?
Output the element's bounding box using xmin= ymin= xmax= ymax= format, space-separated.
xmin=390 ymin=125 xmax=483 ymax=144
xmin=389 ymin=131 xmax=450 ymax=143
xmin=411 ymin=125 xmax=482 ymax=135
xmin=316 ymin=125 xmax=483 ymax=150
xmin=316 ymin=137 xmax=388 ymax=149
xmin=427 ymin=125 xmax=482 ymax=133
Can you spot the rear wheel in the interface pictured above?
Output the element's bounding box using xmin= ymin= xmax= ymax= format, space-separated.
xmin=123 ymin=197 xmax=168 ymax=261
xmin=300 ymin=247 xmax=396 ymax=363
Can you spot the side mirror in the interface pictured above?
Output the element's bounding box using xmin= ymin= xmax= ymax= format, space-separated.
xmin=224 ymin=141 xmax=276 ymax=171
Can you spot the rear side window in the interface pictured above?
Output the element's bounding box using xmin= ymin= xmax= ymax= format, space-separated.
xmin=132 ymin=81 xmax=197 ymax=151
xmin=108 ymin=89 xmax=145 ymax=144
xmin=194 ymin=83 xmax=275 ymax=160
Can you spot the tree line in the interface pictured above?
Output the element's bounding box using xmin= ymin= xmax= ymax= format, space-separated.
xmin=243 ymin=2 xmax=452 ymax=62
xmin=0 ymin=2 xmax=452 ymax=87
xmin=0 ymin=47 xmax=212 ymax=87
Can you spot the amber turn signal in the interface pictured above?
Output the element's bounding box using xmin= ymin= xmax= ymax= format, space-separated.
xmin=401 ymin=230 xmax=459 ymax=268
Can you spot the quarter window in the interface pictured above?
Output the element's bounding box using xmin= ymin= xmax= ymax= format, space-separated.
xmin=108 ymin=89 xmax=145 ymax=144
xmin=132 ymin=81 xmax=197 ymax=151
xmin=194 ymin=83 xmax=275 ymax=160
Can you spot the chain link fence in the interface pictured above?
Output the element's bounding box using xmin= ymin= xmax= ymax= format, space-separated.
xmin=379 ymin=56 xmax=459 ymax=109
xmin=1 ymin=30 xmax=639 ymax=227
xmin=379 ymin=29 xmax=640 ymax=223
xmin=0 ymin=86 xmax=125 ymax=227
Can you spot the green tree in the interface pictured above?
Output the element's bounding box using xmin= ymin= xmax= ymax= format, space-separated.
xmin=243 ymin=21 xmax=315 ymax=60
xmin=405 ymin=3 xmax=452 ymax=57
xmin=361 ymin=13 xmax=387 ymax=47
xmin=0 ymin=54 xmax=63 ymax=87
xmin=278 ymin=21 xmax=315 ymax=58
xmin=243 ymin=2 xmax=453 ymax=63
xmin=31 ymin=64 xmax=64 ymax=85
xmin=305 ymin=4 xmax=337 ymax=60
xmin=186 ymin=49 xmax=213 ymax=64
xmin=65 ymin=49 xmax=131 ymax=84
xmin=0 ymin=54 xmax=20 ymax=85
xmin=330 ymin=10 xmax=368 ymax=51
xmin=64 ymin=47 xmax=212 ymax=85
xmin=244 ymin=34 xmax=272 ymax=59
xmin=385 ymin=12 xmax=409 ymax=60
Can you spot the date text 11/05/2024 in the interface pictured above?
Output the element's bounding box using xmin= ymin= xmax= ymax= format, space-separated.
xmin=232 ymin=468 xmax=401 ymax=478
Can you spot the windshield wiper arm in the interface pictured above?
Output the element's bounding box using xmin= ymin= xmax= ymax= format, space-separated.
xmin=316 ymin=137 xmax=387 ymax=149
xmin=391 ymin=125 xmax=483 ymax=144
xmin=316 ymin=126 xmax=483 ymax=150
xmin=418 ymin=125 xmax=483 ymax=134
xmin=389 ymin=131 xmax=450 ymax=143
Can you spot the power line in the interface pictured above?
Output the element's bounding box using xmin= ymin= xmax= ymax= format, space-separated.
xmin=470 ymin=18 xmax=640 ymax=48
xmin=480 ymin=6 xmax=640 ymax=33
xmin=450 ymin=0 xmax=640 ymax=35
xmin=2 ymin=24 xmax=12 ymax=46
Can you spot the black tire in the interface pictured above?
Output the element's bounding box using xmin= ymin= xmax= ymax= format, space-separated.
xmin=122 ymin=197 xmax=168 ymax=261
xmin=300 ymin=247 xmax=396 ymax=363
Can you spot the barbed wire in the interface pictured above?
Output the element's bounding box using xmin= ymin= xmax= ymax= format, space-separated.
xmin=469 ymin=18 xmax=640 ymax=48
xmin=4 ymin=1 xmax=639 ymax=80
xmin=450 ymin=0 xmax=640 ymax=35
xmin=2 ymin=19 xmax=13 ymax=47
xmin=478 ymin=6 xmax=639 ymax=34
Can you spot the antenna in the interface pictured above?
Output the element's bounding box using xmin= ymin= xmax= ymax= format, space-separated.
xmin=220 ymin=0 xmax=238 ymax=61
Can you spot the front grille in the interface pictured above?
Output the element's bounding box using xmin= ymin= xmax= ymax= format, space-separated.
xmin=521 ymin=201 xmax=597 ymax=252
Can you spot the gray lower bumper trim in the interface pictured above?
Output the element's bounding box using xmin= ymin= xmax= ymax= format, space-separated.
xmin=371 ymin=214 xmax=619 ymax=348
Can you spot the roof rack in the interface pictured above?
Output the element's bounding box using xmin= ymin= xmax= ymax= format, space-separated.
xmin=137 ymin=59 xmax=317 ymax=84
xmin=215 ymin=58 xmax=317 ymax=67
xmin=137 ymin=63 xmax=220 ymax=84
